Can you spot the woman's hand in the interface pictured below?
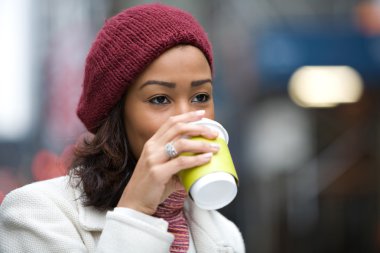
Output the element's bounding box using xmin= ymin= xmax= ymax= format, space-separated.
xmin=117 ymin=110 xmax=220 ymax=215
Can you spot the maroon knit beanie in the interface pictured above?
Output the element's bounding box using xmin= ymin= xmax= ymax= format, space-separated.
xmin=77 ymin=3 xmax=213 ymax=133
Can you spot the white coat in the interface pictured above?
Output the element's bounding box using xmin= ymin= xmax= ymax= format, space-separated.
xmin=0 ymin=176 xmax=245 ymax=252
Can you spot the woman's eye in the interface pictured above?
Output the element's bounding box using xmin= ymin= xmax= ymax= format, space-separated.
xmin=192 ymin=93 xmax=210 ymax=103
xmin=149 ymin=96 xmax=170 ymax=104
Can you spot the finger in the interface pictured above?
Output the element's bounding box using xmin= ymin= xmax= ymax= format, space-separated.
xmin=156 ymin=127 xmax=219 ymax=163
xmin=172 ymin=138 xmax=220 ymax=155
xmin=160 ymin=137 xmax=219 ymax=163
xmin=155 ymin=122 xmax=219 ymax=148
xmin=165 ymin=152 xmax=213 ymax=175
xmin=154 ymin=110 xmax=206 ymax=137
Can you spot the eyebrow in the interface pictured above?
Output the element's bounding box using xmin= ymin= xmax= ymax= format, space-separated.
xmin=139 ymin=80 xmax=175 ymax=89
xmin=191 ymin=79 xmax=212 ymax=87
xmin=140 ymin=79 xmax=212 ymax=90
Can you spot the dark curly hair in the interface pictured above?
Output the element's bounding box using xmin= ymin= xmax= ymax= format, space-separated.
xmin=69 ymin=97 xmax=136 ymax=211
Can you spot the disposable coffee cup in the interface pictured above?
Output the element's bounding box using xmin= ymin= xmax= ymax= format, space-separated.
xmin=178 ymin=118 xmax=238 ymax=210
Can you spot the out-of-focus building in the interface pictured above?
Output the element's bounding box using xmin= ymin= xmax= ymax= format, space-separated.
xmin=1 ymin=0 xmax=380 ymax=252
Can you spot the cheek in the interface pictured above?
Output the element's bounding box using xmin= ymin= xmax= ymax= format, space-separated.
xmin=141 ymin=111 xmax=169 ymax=136
xmin=126 ymin=111 xmax=165 ymax=146
xmin=125 ymin=121 xmax=157 ymax=158
xmin=205 ymin=110 xmax=215 ymax=120
xmin=204 ymin=101 xmax=215 ymax=120
xmin=142 ymin=121 xmax=162 ymax=140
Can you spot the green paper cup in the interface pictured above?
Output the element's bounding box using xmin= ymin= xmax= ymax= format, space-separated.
xmin=178 ymin=118 xmax=238 ymax=210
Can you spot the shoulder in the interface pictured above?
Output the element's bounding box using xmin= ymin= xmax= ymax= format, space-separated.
xmin=0 ymin=177 xmax=96 ymax=252
xmin=2 ymin=176 xmax=73 ymax=203
xmin=0 ymin=176 xmax=78 ymax=221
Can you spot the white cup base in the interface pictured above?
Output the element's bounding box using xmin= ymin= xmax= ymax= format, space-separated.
xmin=190 ymin=172 xmax=237 ymax=210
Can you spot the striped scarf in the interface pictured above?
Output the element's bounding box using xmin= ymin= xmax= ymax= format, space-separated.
xmin=153 ymin=190 xmax=189 ymax=253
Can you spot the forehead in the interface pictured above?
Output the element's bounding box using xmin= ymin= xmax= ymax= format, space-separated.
xmin=130 ymin=45 xmax=212 ymax=89
xmin=145 ymin=46 xmax=209 ymax=72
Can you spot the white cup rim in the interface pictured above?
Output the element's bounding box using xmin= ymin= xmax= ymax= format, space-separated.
xmin=189 ymin=118 xmax=229 ymax=143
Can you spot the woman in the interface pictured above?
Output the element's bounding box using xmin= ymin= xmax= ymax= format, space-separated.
xmin=0 ymin=3 xmax=245 ymax=252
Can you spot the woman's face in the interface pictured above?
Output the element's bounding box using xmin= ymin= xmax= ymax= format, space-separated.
xmin=123 ymin=45 xmax=214 ymax=158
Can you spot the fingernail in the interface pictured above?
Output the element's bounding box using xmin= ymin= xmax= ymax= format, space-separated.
xmin=209 ymin=143 xmax=220 ymax=150
xmin=194 ymin=110 xmax=205 ymax=115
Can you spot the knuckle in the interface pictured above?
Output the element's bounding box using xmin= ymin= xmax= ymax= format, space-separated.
xmin=144 ymin=142 xmax=161 ymax=158
xmin=145 ymin=155 xmax=155 ymax=167
xmin=201 ymin=141 xmax=209 ymax=149
xmin=149 ymin=166 xmax=163 ymax=181
xmin=168 ymin=116 xmax=178 ymax=125
xmin=175 ymin=138 xmax=185 ymax=147
xmin=143 ymin=140 xmax=154 ymax=151
xmin=173 ymin=122 xmax=185 ymax=133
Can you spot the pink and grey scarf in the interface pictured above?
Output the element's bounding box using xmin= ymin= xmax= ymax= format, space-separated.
xmin=153 ymin=190 xmax=190 ymax=253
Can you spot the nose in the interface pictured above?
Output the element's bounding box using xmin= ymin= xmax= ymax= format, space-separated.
xmin=175 ymin=100 xmax=192 ymax=115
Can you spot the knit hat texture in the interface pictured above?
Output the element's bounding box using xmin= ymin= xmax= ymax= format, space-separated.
xmin=77 ymin=3 xmax=213 ymax=133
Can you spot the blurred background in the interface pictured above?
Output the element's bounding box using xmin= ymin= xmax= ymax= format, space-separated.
xmin=1 ymin=0 xmax=380 ymax=252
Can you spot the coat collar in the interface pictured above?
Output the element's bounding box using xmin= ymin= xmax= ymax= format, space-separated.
xmin=72 ymin=181 xmax=107 ymax=231
xmin=184 ymin=199 xmax=235 ymax=252
xmin=72 ymin=181 xmax=235 ymax=252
